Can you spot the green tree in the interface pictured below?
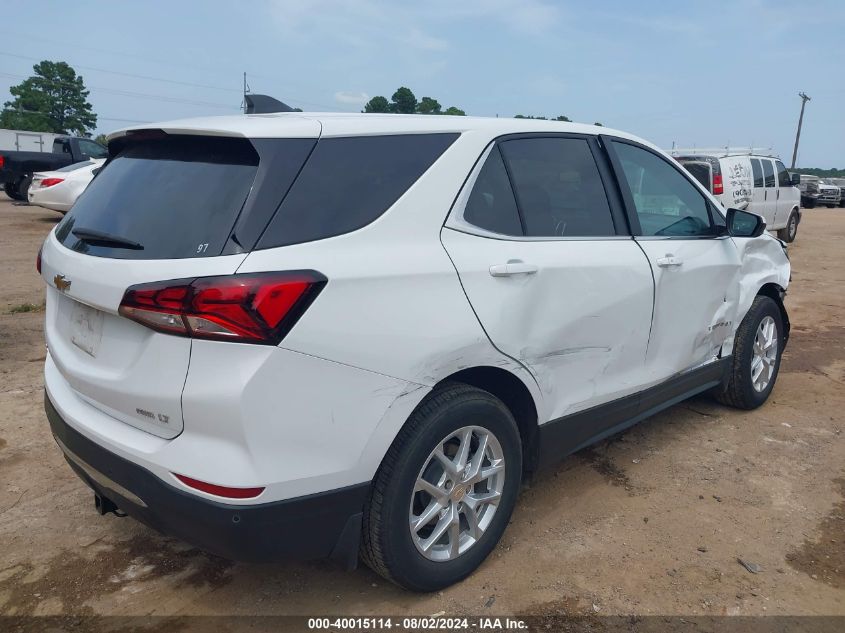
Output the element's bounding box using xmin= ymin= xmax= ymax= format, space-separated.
xmin=93 ymin=133 xmax=109 ymax=147
xmin=390 ymin=87 xmax=417 ymax=114
xmin=554 ymin=115 xmax=571 ymax=122
xmin=443 ymin=106 xmax=466 ymax=116
xmin=0 ymin=61 xmax=96 ymax=135
xmin=417 ymin=96 xmax=442 ymax=115
xmin=514 ymin=114 xmax=547 ymax=120
xmin=363 ymin=95 xmax=390 ymax=113
xmin=594 ymin=122 xmax=603 ymax=126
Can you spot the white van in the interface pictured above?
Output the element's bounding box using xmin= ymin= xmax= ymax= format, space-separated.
xmin=673 ymin=150 xmax=802 ymax=242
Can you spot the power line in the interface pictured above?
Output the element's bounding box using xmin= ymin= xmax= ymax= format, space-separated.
xmin=0 ymin=28 xmax=316 ymax=91
xmin=0 ymin=50 xmax=349 ymax=111
xmin=2 ymin=107 xmax=149 ymax=124
xmin=0 ymin=51 xmax=242 ymax=93
xmin=0 ymin=71 xmax=240 ymax=110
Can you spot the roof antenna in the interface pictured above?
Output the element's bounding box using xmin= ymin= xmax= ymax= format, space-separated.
xmin=244 ymin=94 xmax=297 ymax=114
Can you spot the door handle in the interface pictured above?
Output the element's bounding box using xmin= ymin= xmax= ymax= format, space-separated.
xmin=656 ymin=255 xmax=683 ymax=268
xmin=489 ymin=260 xmax=539 ymax=277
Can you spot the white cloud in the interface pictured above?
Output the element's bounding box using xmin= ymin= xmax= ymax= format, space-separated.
xmin=334 ymin=90 xmax=370 ymax=105
xmin=406 ymin=28 xmax=449 ymax=52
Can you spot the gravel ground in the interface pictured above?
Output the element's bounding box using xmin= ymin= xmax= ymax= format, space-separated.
xmin=0 ymin=197 xmax=842 ymax=622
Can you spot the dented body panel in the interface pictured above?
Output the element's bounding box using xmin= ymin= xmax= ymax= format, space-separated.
xmin=720 ymin=234 xmax=791 ymax=355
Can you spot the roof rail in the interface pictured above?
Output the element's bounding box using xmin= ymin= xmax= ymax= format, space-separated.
xmin=668 ymin=146 xmax=780 ymax=159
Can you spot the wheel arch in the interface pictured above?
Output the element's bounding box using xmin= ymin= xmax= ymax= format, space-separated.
xmin=435 ymin=366 xmax=541 ymax=476
xmin=757 ymin=282 xmax=790 ymax=345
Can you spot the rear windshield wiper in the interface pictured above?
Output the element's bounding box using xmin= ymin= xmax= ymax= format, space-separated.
xmin=72 ymin=227 xmax=144 ymax=250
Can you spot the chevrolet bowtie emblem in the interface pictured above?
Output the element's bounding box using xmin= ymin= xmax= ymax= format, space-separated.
xmin=54 ymin=274 xmax=72 ymax=292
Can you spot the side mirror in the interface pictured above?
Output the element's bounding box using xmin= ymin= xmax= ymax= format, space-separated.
xmin=726 ymin=208 xmax=766 ymax=238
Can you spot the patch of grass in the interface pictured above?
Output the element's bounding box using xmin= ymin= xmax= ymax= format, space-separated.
xmin=6 ymin=302 xmax=45 ymax=314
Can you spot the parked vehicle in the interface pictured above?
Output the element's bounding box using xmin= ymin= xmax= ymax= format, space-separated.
xmin=792 ymin=172 xmax=818 ymax=208
xmin=28 ymin=159 xmax=105 ymax=214
xmin=791 ymin=173 xmax=840 ymax=208
xmin=821 ymin=178 xmax=844 ymax=207
xmin=674 ymin=150 xmax=801 ymax=242
xmin=0 ymin=136 xmax=107 ymax=201
xmin=0 ymin=128 xmax=61 ymax=152
xmin=40 ymin=114 xmax=791 ymax=591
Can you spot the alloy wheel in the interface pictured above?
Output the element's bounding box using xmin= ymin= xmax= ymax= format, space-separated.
xmin=409 ymin=426 xmax=505 ymax=562
xmin=751 ymin=315 xmax=778 ymax=392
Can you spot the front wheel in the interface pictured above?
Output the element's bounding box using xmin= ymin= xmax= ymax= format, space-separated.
xmin=777 ymin=211 xmax=798 ymax=243
xmin=361 ymin=383 xmax=522 ymax=591
xmin=714 ymin=296 xmax=784 ymax=410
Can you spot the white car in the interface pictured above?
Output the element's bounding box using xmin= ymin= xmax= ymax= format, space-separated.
xmin=28 ymin=159 xmax=105 ymax=213
xmin=673 ymin=151 xmax=802 ymax=243
xmin=39 ymin=114 xmax=791 ymax=591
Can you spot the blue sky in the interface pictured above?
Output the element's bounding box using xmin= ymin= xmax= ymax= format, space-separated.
xmin=2 ymin=0 xmax=843 ymax=166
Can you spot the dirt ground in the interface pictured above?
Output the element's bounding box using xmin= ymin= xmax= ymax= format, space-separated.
xmin=0 ymin=197 xmax=842 ymax=621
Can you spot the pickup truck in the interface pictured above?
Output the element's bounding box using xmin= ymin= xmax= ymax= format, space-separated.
xmin=0 ymin=136 xmax=107 ymax=200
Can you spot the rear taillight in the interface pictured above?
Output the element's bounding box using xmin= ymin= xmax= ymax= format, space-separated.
xmin=713 ymin=173 xmax=724 ymax=195
xmin=40 ymin=177 xmax=64 ymax=188
xmin=36 ymin=245 xmax=42 ymax=274
xmin=118 ymin=271 xmax=326 ymax=344
xmin=0 ymin=156 xmax=4 ymax=169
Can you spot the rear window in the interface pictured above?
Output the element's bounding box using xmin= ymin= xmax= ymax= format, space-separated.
xmin=56 ymin=136 xmax=259 ymax=260
xmin=257 ymin=133 xmax=458 ymax=249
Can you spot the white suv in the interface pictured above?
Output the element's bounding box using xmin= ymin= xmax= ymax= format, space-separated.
xmin=40 ymin=114 xmax=791 ymax=591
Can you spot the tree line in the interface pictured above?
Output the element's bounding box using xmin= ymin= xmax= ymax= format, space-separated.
xmin=363 ymin=87 xmax=465 ymax=116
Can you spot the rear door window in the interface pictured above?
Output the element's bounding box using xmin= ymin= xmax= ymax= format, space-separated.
xmin=258 ymin=133 xmax=458 ymax=249
xmin=751 ymin=159 xmax=764 ymax=188
xmin=498 ymin=137 xmax=616 ymax=237
xmin=56 ymin=135 xmax=260 ymax=259
xmin=763 ymin=159 xmax=776 ymax=188
xmin=463 ymin=147 xmax=523 ymax=236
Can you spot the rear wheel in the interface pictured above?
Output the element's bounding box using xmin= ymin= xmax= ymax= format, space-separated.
xmin=18 ymin=175 xmax=32 ymax=201
xmin=714 ymin=295 xmax=783 ymax=410
xmin=4 ymin=182 xmax=22 ymax=201
xmin=361 ymin=383 xmax=522 ymax=591
xmin=777 ymin=211 xmax=798 ymax=243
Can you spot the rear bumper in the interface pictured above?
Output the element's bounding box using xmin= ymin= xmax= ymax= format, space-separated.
xmin=45 ymin=392 xmax=369 ymax=565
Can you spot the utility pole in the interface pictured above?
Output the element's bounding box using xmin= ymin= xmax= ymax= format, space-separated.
xmin=790 ymin=92 xmax=811 ymax=169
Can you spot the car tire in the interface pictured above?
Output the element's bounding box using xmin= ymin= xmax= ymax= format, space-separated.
xmin=18 ymin=175 xmax=32 ymax=201
xmin=776 ymin=211 xmax=798 ymax=243
xmin=361 ymin=383 xmax=522 ymax=592
xmin=714 ymin=295 xmax=783 ymax=410
xmin=826 ymin=204 xmax=836 ymax=208
xmin=4 ymin=182 xmax=22 ymax=201
xmin=804 ymin=199 xmax=816 ymax=209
